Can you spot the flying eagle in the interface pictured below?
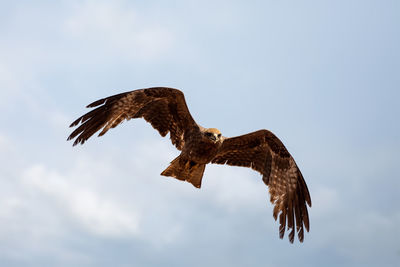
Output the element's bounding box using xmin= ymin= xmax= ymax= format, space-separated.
xmin=67 ymin=87 xmax=311 ymax=243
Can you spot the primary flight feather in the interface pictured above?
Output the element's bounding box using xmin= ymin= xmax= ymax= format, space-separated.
xmin=68 ymin=87 xmax=311 ymax=243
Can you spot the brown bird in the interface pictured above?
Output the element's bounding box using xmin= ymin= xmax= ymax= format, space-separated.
xmin=67 ymin=87 xmax=311 ymax=243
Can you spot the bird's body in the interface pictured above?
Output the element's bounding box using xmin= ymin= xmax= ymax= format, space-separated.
xmin=68 ymin=87 xmax=311 ymax=243
xmin=181 ymin=127 xmax=223 ymax=164
xmin=162 ymin=127 xmax=223 ymax=188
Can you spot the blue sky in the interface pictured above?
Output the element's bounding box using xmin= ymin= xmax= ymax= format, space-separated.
xmin=0 ymin=0 xmax=399 ymax=266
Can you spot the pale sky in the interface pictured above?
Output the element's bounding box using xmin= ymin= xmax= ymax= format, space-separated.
xmin=0 ymin=1 xmax=399 ymax=267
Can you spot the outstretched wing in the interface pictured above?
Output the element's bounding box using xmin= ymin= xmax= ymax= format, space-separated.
xmin=68 ymin=87 xmax=198 ymax=149
xmin=211 ymin=130 xmax=311 ymax=243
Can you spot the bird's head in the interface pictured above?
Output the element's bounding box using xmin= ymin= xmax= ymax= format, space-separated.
xmin=203 ymin=128 xmax=223 ymax=144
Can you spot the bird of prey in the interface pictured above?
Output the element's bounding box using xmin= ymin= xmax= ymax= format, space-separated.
xmin=67 ymin=87 xmax=311 ymax=243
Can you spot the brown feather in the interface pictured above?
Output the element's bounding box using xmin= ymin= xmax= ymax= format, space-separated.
xmin=67 ymin=87 xmax=197 ymax=150
xmin=161 ymin=156 xmax=206 ymax=188
xmin=211 ymin=129 xmax=311 ymax=243
xmin=68 ymin=88 xmax=311 ymax=243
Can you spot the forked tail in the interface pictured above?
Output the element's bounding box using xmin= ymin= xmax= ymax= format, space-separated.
xmin=161 ymin=156 xmax=206 ymax=188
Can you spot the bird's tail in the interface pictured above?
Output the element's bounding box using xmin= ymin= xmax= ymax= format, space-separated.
xmin=161 ymin=156 xmax=206 ymax=188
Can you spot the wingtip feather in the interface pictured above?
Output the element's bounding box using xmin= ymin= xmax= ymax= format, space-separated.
xmin=86 ymin=98 xmax=106 ymax=108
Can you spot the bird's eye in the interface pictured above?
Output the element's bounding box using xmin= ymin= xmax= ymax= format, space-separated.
xmin=205 ymin=132 xmax=212 ymax=136
xmin=218 ymin=134 xmax=221 ymax=137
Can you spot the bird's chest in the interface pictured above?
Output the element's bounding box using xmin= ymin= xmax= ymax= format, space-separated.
xmin=183 ymin=140 xmax=219 ymax=163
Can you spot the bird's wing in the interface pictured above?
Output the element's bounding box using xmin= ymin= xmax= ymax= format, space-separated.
xmin=68 ymin=87 xmax=198 ymax=149
xmin=211 ymin=129 xmax=311 ymax=243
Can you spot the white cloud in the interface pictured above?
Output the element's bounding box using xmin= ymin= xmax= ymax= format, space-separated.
xmin=0 ymin=196 xmax=23 ymax=219
xmin=22 ymin=163 xmax=140 ymax=238
xmin=0 ymin=133 xmax=9 ymax=151
xmin=205 ymin=164 xmax=267 ymax=212
xmin=63 ymin=0 xmax=175 ymax=61
xmin=0 ymin=63 xmax=22 ymax=109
